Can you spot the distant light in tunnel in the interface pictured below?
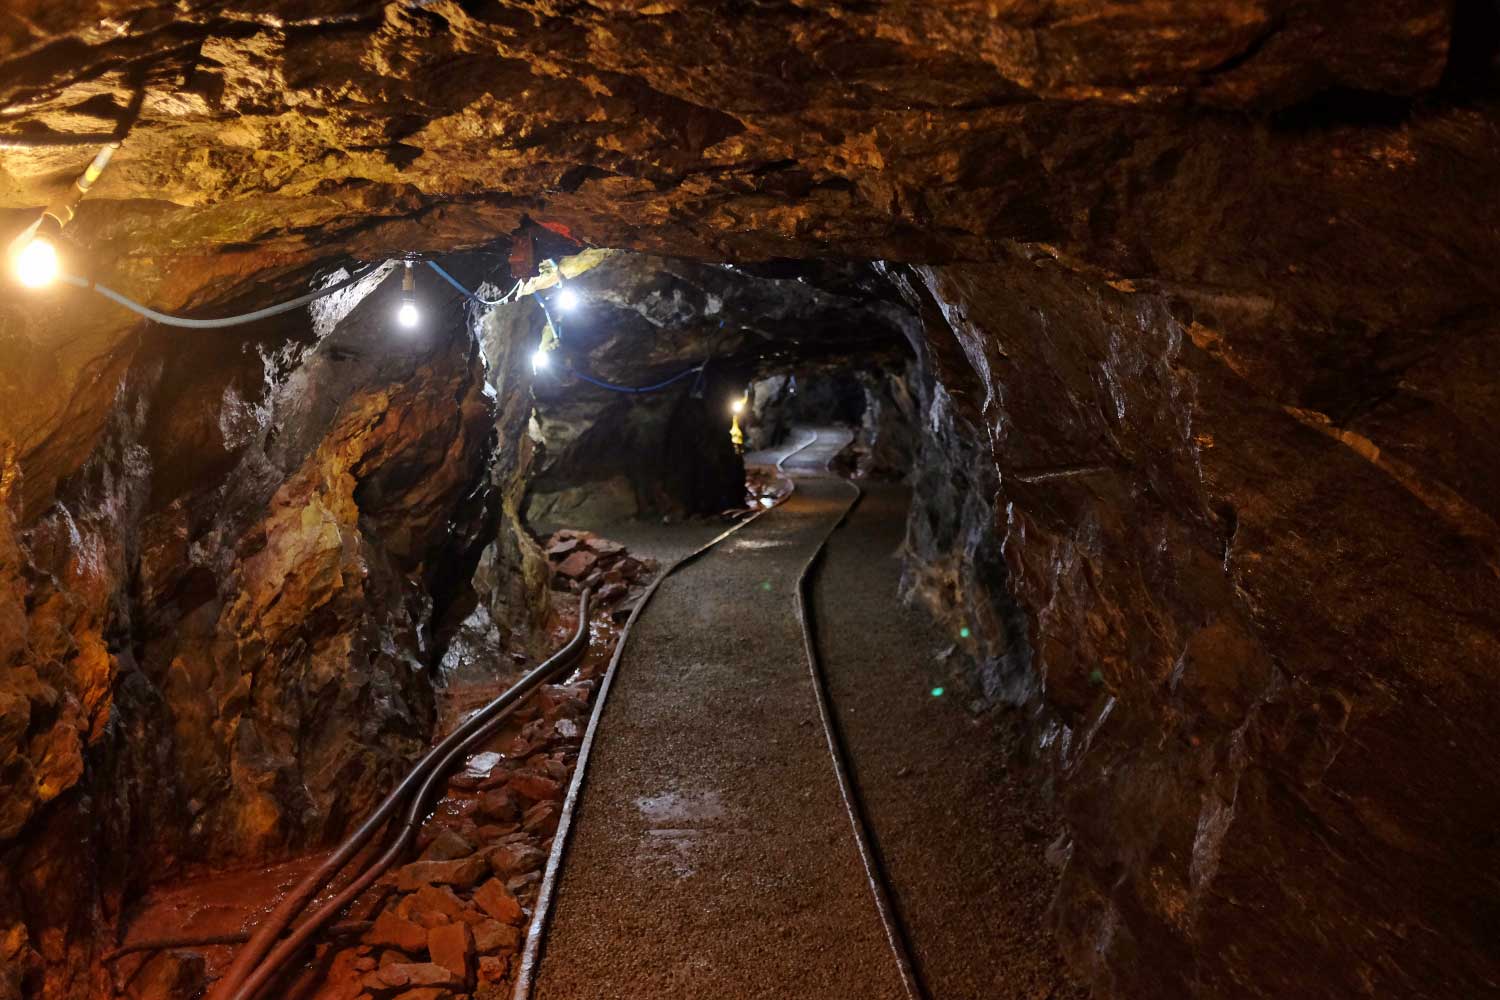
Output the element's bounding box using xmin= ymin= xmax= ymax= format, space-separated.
xmin=556 ymin=287 xmax=580 ymax=311
xmin=532 ymin=348 xmax=551 ymax=372
xmin=959 ymin=626 xmax=971 ymax=639
xmin=12 ymin=236 xmax=59 ymax=289
xmin=730 ymin=396 xmax=746 ymax=415
xmin=930 ymin=687 xmax=945 ymax=698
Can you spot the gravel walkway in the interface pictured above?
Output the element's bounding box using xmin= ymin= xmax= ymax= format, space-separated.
xmin=532 ymin=429 xmax=909 ymax=1000
xmin=532 ymin=430 xmax=1080 ymax=1000
xmin=814 ymin=482 xmax=1087 ymax=1000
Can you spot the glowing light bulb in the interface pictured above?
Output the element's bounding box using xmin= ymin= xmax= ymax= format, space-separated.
xmin=532 ymin=348 xmax=551 ymax=372
xmin=730 ymin=397 xmax=746 ymax=415
xmin=14 ymin=237 xmax=59 ymax=289
xmin=396 ymin=259 xmax=419 ymax=329
xmin=556 ymin=287 xmax=580 ymax=311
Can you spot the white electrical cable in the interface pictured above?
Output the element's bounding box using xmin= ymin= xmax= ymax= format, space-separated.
xmin=61 ymin=267 xmax=375 ymax=329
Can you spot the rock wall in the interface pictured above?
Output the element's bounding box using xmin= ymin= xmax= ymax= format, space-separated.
xmin=743 ymin=372 xmax=867 ymax=454
xmin=0 ymin=264 xmax=506 ymax=999
xmin=0 ymin=3 xmax=1497 ymax=998
xmin=898 ymin=247 xmax=1500 ymax=997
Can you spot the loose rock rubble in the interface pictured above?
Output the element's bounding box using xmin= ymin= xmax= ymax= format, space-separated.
xmin=141 ymin=667 xmax=610 ymax=1000
xmin=543 ymin=530 xmax=658 ymax=610
xmin=290 ymin=676 xmax=602 ymax=1000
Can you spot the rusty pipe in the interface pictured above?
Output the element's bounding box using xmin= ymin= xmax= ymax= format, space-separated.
xmin=212 ymin=588 xmax=592 ymax=1000
xmin=102 ymin=922 xmax=370 ymax=963
xmin=236 ymin=701 xmax=520 ymax=999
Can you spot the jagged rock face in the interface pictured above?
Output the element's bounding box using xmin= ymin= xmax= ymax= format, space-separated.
xmin=892 ymin=248 xmax=1500 ymax=997
xmin=744 ymin=372 xmax=867 ymax=452
xmin=3 ymin=0 xmax=1493 ymax=527
xmin=0 ymin=4 xmax=1495 ymax=1000
xmin=0 ymin=265 xmax=499 ymax=998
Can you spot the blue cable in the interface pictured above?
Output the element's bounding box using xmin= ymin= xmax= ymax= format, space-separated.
xmin=572 ymin=365 xmax=705 ymax=394
xmin=62 ymin=265 xmax=377 ymax=329
xmin=424 ymin=260 xmax=518 ymax=306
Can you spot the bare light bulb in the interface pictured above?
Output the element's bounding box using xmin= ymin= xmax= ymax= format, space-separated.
xmin=532 ymin=348 xmax=551 ymax=372
xmin=730 ymin=397 xmax=746 ymax=415
xmin=396 ymin=259 xmax=419 ymax=329
xmin=14 ymin=237 xmax=59 ymax=289
xmin=556 ymin=287 xmax=580 ymax=311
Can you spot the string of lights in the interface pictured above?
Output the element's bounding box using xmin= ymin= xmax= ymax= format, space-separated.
xmin=9 ymin=141 xmax=741 ymax=414
xmin=5 ymin=140 xmax=547 ymax=332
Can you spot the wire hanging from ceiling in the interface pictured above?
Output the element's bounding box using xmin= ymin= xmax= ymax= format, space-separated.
xmin=571 ymin=365 xmax=707 ymax=394
xmin=58 ymin=266 xmax=381 ymax=330
xmin=423 ymin=259 xmax=522 ymax=306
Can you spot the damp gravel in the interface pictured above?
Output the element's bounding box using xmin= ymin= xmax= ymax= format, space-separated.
xmin=813 ymin=482 xmax=1088 ymax=1000
xmin=533 ymin=430 xmax=910 ymax=1000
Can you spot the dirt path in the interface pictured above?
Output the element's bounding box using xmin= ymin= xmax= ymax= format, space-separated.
xmin=532 ymin=428 xmax=911 ymax=1000
xmin=814 ymin=482 xmax=1087 ymax=1000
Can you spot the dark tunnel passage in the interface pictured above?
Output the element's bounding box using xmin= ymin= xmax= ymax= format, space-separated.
xmin=2 ymin=4 xmax=1500 ymax=1000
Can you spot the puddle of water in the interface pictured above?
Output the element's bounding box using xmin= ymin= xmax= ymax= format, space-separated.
xmin=633 ymin=789 xmax=728 ymax=878
xmin=727 ymin=537 xmax=791 ymax=550
xmin=634 ymin=789 xmax=725 ymax=825
xmin=640 ymin=829 xmax=707 ymax=878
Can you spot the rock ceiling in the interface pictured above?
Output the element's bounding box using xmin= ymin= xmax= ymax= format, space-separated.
xmin=3 ymin=1 xmax=1494 ymax=515
xmin=0 ymin=0 xmax=1475 ymax=267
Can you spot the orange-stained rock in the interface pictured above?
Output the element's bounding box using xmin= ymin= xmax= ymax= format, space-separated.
xmin=553 ymin=550 xmax=598 ymax=580
xmin=484 ymin=842 xmax=548 ymax=878
xmin=507 ymin=773 xmax=562 ymax=804
xmin=403 ymin=885 xmax=468 ymax=926
xmin=425 ymin=921 xmax=474 ymax=987
xmin=471 ymin=879 xmax=523 ymax=925
xmin=477 ymin=955 xmax=508 ymax=985
xmin=365 ymin=911 xmax=428 ymax=955
xmin=521 ymin=802 xmax=561 ymax=837
xmin=476 ymin=788 xmax=518 ymax=823
xmin=359 ymin=961 xmax=462 ymax=993
xmin=472 ymin=919 xmax=520 ymax=956
xmin=395 ymin=856 xmax=489 ymax=892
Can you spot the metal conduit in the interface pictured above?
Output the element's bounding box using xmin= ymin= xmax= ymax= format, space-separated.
xmin=210 ymin=588 xmax=593 ymax=1000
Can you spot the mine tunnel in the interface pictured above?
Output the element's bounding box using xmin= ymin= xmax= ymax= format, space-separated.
xmin=1 ymin=5 xmax=1499 ymax=1000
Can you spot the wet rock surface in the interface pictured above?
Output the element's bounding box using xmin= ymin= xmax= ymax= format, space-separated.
xmin=0 ymin=3 xmax=1495 ymax=999
xmin=890 ymin=249 xmax=1500 ymax=997
xmin=106 ymin=588 xmax=629 ymax=1000
xmin=0 ymin=263 xmax=509 ymax=998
